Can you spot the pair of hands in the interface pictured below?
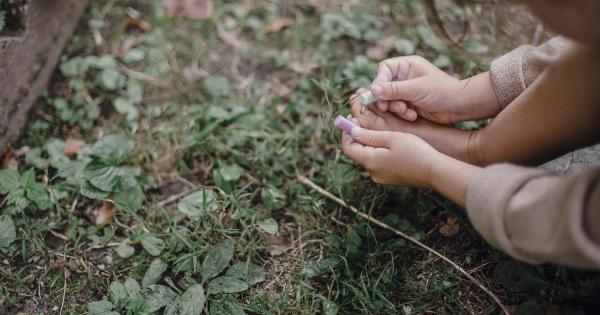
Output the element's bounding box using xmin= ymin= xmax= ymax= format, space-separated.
xmin=341 ymin=56 xmax=499 ymax=188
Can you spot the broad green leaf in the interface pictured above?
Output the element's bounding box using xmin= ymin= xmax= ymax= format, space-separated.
xmin=323 ymin=299 xmax=339 ymax=315
xmin=141 ymin=284 xmax=177 ymax=312
xmin=113 ymin=97 xmax=139 ymax=121
xmin=26 ymin=182 xmax=52 ymax=210
xmin=141 ymin=234 xmax=165 ymax=256
xmin=493 ymin=261 xmax=548 ymax=294
xmin=123 ymin=49 xmax=146 ymax=63
xmin=258 ymin=218 xmax=278 ymax=235
xmin=201 ymin=239 xmax=234 ymax=281
xmin=178 ymin=284 xmax=205 ymax=315
xmin=109 ymin=281 xmax=127 ymax=309
xmin=113 ymin=185 xmax=145 ymax=212
xmin=80 ymin=180 xmax=111 ymax=200
xmin=82 ymin=161 xmax=140 ymax=193
xmin=97 ymin=68 xmax=125 ymax=91
xmin=87 ymin=300 xmax=115 ymax=315
xmin=209 ymin=295 xmax=246 ymax=315
xmin=178 ymin=189 xmax=218 ymax=217
xmin=202 ymin=75 xmax=233 ymax=98
xmin=124 ymin=278 xmax=141 ymax=297
xmin=213 ymin=165 xmax=244 ymax=193
xmin=0 ymin=169 xmax=20 ymax=194
xmin=208 ymin=276 xmax=248 ymax=294
xmin=60 ymin=56 xmax=90 ymax=77
xmin=260 ymin=185 xmax=286 ymax=210
xmin=89 ymin=133 xmax=135 ymax=162
xmin=115 ymin=239 xmax=135 ymax=259
xmin=25 ymin=148 xmax=49 ymax=169
xmin=142 ymin=258 xmax=168 ymax=287
xmin=300 ymin=258 xmax=339 ymax=278
xmin=225 ymin=262 xmax=267 ymax=286
xmin=0 ymin=215 xmax=16 ymax=248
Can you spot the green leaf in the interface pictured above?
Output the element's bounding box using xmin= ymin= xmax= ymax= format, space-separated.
xmin=323 ymin=299 xmax=339 ymax=315
xmin=201 ymin=239 xmax=234 ymax=281
xmin=114 ymin=97 xmax=139 ymax=121
xmin=178 ymin=284 xmax=205 ymax=315
xmin=89 ymin=133 xmax=135 ymax=162
xmin=141 ymin=234 xmax=165 ymax=256
xmin=123 ymin=49 xmax=146 ymax=63
xmin=115 ymin=239 xmax=135 ymax=259
xmin=82 ymin=161 xmax=140 ymax=193
xmin=141 ymin=284 xmax=177 ymax=312
xmin=97 ymin=68 xmax=125 ymax=91
xmin=60 ymin=56 xmax=91 ymax=77
xmin=209 ymin=295 xmax=246 ymax=315
xmin=87 ymin=300 xmax=115 ymax=315
xmin=493 ymin=261 xmax=548 ymax=294
xmin=26 ymin=182 xmax=52 ymax=210
xmin=208 ymin=276 xmax=248 ymax=294
xmin=212 ymin=164 xmax=244 ymax=193
xmin=109 ymin=281 xmax=127 ymax=309
xmin=124 ymin=278 xmax=141 ymax=297
xmin=225 ymin=262 xmax=267 ymax=286
xmin=0 ymin=169 xmax=20 ymax=194
xmin=260 ymin=185 xmax=286 ymax=210
xmin=142 ymin=258 xmax=168 ymax=287
xmin=80 ymin=180 xmax=111 ymax=200
xmin=113 ymin=185 xmax=144 ymax=212
xmin=178 ymin=189 xmax=218 ymax=217
xmin=300 ymin=258 xmax=339 ymax=278
xmin=202 ymin=75 xmax=233 ymax=98
xmin=258 ymin=218 xmax=278 ymax=235
xmin=0 ymin=215 xmax=16 ymax=248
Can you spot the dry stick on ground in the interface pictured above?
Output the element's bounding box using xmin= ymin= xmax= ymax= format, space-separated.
xmin=297 ymin=175 xmax=509 ymax=315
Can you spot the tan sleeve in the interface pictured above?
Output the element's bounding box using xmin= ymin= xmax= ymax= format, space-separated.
xmin=490 ymin=37 xmax=569 ymax=108
xmin=466 ymin=164 xmax=600 ymax=269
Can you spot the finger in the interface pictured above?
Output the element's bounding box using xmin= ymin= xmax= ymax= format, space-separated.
xmin=371 ymin=78 xmax=424 ymax=101
xmin=402 ymin=108 xmax=418 ymax=121
xmin=351 ymin=127 xmax=393 ymax=148
xmin=376 ymin=100 xmax=389 ymax=112
xmin=342 ymin=133 xmax=388 ymax=166
xmin=389 ymin=100 xmax=407 ymax=115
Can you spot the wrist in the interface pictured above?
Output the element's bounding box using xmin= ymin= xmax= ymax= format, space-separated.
xmin=456 ymin=72 xmax=502 ymax=121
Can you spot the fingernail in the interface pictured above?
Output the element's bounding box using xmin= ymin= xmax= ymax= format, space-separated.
xmin=351 ymin=127 xmax=363 ymax=139
xmin=371 ymin=84 xmax=383 ymax=97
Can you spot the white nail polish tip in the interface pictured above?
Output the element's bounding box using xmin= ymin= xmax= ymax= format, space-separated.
xmin=359 ymin=91 xmax=376 ymax=105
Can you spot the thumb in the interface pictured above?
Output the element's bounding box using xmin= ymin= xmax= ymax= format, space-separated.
xmin=371 ymin=79 xmax=423 ymax=101
xmin=351 ymin=128 xmax=392 ymax=148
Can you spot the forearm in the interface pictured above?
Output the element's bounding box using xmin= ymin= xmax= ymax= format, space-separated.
xmin=455 ymin=72 xmax=502 ymax=121
xmin=469 ymin=44 xmax=600 ymax=166
xmin=429 ymin=154 xmax=481 ymax=208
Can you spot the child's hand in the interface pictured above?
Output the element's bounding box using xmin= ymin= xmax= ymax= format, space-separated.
xmin=348 ymin=88 xmax=477 ymax=164
xmin=368 ymin=56 xmax=500 ymax=124
xmin=341 ymin=124 xmax=444 ymax=187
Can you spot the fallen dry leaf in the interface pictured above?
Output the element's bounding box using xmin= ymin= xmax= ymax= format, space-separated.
xmin=124 ymin=16 xmax=152 ymax=33
xmin=94 ymin=201 xmax=117 ymax=226
xmin=64 ymin=139 xmax=86 ymax=159
xmin=2 ymin=148 xmax=18 ymax=169
xmin=439 ymin=217 xmax=460 ymax=237
xmin=264 ymin=233 xmax=293 ymax=256
xmin=266 ymin=17 xmax=294 ymax=33
xmin=164 ymin=0 xmax=213 ymax=20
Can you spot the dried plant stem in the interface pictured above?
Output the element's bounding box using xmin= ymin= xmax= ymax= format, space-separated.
xmin=297 ymin=175 xmax=509 ymax=315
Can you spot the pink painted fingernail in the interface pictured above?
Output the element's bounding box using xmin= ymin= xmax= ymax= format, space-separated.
xmin=334 ymin=115 xmax=358 ymax=135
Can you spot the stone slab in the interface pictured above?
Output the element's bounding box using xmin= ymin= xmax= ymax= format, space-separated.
xmin=0 ymin=0 xmax=89 ymax=155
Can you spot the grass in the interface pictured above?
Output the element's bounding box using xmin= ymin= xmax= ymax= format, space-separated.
xmin=1 ymin=0 xmax=600 ymax=314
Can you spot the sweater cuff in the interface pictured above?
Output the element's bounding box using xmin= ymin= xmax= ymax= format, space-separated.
xmin=465 ymin=164 xmax=548 ymax=263
xmin=489 ymin=46 xmax=530 ymax=108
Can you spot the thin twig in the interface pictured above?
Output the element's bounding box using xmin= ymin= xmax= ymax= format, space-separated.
xmin=297 ymin=175 xmax=509 ymax=315
xmin=59 ymin=269 xmax=67 ymax=315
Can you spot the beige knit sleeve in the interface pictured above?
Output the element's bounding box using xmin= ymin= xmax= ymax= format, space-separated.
xmin=465 ymin=164 xmax=600 ymax=269
xmin=490 ymin=37 xmax=569 ymax=108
